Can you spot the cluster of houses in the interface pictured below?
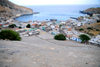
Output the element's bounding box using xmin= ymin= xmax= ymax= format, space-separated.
xmin=0 ymin=14 xmax=100 ymax=45
xmin=68 ymin=14 xmax=99 ymax=27
xmin=89 ymin=35 xmax=100 ymax=45
xmin=67 ymin=14 xmax=100 ymax=45
xmin=0 ymin=18 xmax=14 ymax=28
xmin=22 ymin=20 xmax=83 ymax=42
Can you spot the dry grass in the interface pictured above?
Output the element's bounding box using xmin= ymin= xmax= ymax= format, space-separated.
xmin=77 ymin=22 xmax=100 ymax=36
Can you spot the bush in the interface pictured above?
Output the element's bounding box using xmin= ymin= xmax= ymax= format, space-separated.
xmin=79 ymin=34 xmax=90 ymax=43
xmin=59 ymin=24 xmax=62 ymax=28
xmin=79 ymin=28 xmax=84 ymax=31
xmin=87 ymin=27 xmax=93 ymax=30
xmin=97 ymin=20 xmax=100 ymax=22
xmin=0 ymin=30 xmax=21 ymax=41
xmin=8 ymin=24 xmax=17 ymax=28
xmin=19 ymin=26 xmax=22 ymax=29
xmin=96 ymin=29 xmax=99 ymax=31
xmin=54 ymin=34 xmax=66 ymax=40
xmin=26 ymin=24 xmax=31 ymax=28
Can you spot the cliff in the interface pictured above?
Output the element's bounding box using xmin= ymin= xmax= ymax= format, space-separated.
xmin=0 ymin=0 xmax=33 ymax=22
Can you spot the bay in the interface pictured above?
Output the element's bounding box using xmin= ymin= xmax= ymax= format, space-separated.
xmin=15 ymin=5 xmax=100 ymax=22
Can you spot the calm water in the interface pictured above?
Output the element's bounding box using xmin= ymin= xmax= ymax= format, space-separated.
xmin=15 ymin=5 xmax=100 ymax=22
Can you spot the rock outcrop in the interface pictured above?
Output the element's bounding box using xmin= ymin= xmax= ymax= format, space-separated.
xmin=0 ymin=0 xmax=33 ymax=22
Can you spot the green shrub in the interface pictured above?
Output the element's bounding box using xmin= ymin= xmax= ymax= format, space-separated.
xmin=59 ymin=24 xmax=62 ymax=28
xmin=97 ymin=20 xmax=100 ymax=22
xmin=96 ymin=29 xmax=99 ymax=31
xmin=19 ymin=26 xmax=22 ymax=29
xmin=0 ymin=30 xmax=21 ymax=41
xmin=79 ymin=34 xmax=90 ymax=43
xmin=8 ymin=24 xmax=17 ymax=28
xmin=54 ymin=34 xmax=66 ymax=40
xmin=87 ymin=27 xmax=93 ymax=30
xmin=79 ymin=28 xmax=84 ymax=31
xmin=26 ymin=24 xmax=31 ymax=28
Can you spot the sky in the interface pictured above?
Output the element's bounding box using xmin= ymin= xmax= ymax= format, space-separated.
xmin=9 ymin=0 xmax=100 ymax=5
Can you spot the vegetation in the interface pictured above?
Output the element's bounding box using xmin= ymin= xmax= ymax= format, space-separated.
xmin=0 ymin=30 xmax=21 ymax=41
xmin=96 ymin=29 xmax=99 ymax=31
xmin=59 ymin=24 xmax=62 ymax=28
xmin=87 ymin=27 xmax=93 ymax=30
xmin=26 ymin=24 xmax=31 ymax=28
xmin=79 ymin=28 xmax=84 ymax=31
xmin=79 ymin=34 xmax=90 ymax=43
xmin=8 ymin=24 xmax=16 ymax=28
xmin=54 ymin=34 xmax=66 ymax=40
xmin=87 ymin=33 xmax=94 ymax=36
xmin=19 ymin=26 xmax=22 ymax=29
xmin=77 ymin=23 xmax=100 ymax=36
xmin=97 ymin=20 xmax=100 ymax=22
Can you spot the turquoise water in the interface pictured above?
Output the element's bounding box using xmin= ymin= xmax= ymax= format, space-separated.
xmin=15 ymin=5 xmax=100 ymax=22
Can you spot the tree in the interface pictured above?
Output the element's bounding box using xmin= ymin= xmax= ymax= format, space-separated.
xmin=8 ymin=24 xmax=16 ymax=28
xmin=54 ymin=34 xmax=66 ymax=40
xmin=59 ymin=24 xmax=62 ymax=28
xmin=0 ymin=30 xmax=21 ymax=41
xmin=26 ymin=24 xmax=31 ymax=28
xmin=79 ymin=34 xmax=90 ymax=43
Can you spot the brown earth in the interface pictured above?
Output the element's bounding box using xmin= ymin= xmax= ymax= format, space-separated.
xmin=0 ymin=0 xmax=33 ymax=21
xmin=77 ymin=22 xmax=100 ymax=36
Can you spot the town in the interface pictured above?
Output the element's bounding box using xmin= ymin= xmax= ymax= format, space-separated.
xmin=0 ymin=13 xmax=100 ymax=45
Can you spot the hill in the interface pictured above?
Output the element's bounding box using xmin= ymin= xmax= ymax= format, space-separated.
xmin=80 ymin=7 xmax=100 ymax=16
xmin=77 ymin=22 xmax=100 ymax=36
xmin=85 ymin=7 xmax=100 ymax=14
xmin=0 ymin=0 xmax=33 ymax=22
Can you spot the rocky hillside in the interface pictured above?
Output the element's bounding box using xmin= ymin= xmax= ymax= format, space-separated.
xmin=77 ymin=22 xmax=100 ymax=36
xmin=80 ymin=7 xmax=100 ymax=16
xmin=85 ymin=7 xmax=100 ymax=14
xmin=0 ymin=0 xmax=33 ymax=22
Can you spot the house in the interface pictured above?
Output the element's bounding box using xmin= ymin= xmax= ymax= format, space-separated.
xmin=2 ymin=24 xmax=9 ymax=28
xmin=92 ymin=14 xmax=100 ymax=21
xmin=89 ymin=35 xmax=100 ymax=45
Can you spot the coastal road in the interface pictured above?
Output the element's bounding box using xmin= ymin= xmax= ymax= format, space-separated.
xmin=0 ymin=33 xmax=100 ymax=67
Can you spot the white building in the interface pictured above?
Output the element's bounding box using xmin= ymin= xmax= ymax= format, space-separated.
xmin=89 ymin=35 xmax=100 ymax=45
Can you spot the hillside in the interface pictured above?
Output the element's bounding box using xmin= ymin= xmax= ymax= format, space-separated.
xmin=85 ymin=7 xmax=100 ymax=14
xmin=0 ymin=33 xmax=100 ymax=67
xmin=77 ymin=22 xmax=100 ymax=36
xmin=0 ymin=0 xmax=33 ymax=22
xmin=80 ymin=7 xmax=100 ymax=16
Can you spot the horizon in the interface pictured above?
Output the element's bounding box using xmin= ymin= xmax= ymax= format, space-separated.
xmin=9 ymin=0 xmax=100 ymax=6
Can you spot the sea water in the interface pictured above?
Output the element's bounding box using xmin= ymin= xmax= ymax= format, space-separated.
xmin=15 ymin=5 xmax=100 ymax=22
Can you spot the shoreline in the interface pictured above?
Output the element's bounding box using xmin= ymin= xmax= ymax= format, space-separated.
xmin=13 ymin=12 xmax=40 ymax=22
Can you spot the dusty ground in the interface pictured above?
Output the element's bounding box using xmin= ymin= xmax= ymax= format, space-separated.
xmin=0 ymin=31 xmax=100 ymax=67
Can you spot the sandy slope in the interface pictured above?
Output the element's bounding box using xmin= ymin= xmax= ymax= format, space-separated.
xmin=0 ymin=32 xmax=100 ymax=67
